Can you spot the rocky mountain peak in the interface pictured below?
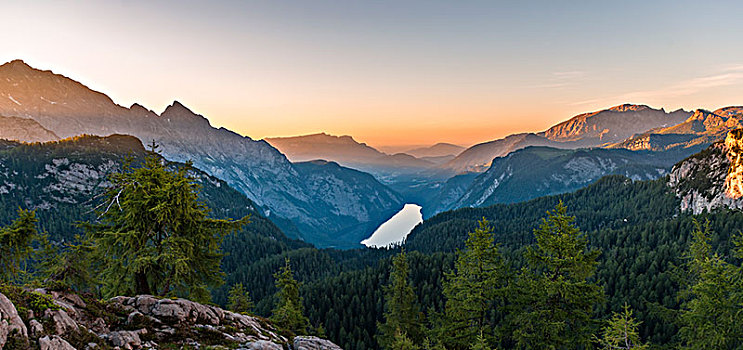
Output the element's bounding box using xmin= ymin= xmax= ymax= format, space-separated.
xmin=129 ymin=103 xmax=156 ymax=117
xmin=540 ymin=103 xmax=691 ymax=144
xmin=160 ymin=101 xmax=212 ymax=127
xmin=607 ymin=103 xmax=650 ymax=112
xmin=1 ymin=59 xmax=33 ymax=71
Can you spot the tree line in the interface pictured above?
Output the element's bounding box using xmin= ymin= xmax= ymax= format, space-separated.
xmin=377 ymin=206 xmax=743 ymax=349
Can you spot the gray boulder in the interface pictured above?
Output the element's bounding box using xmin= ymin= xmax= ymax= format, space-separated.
xmin=39 ymin=335 xmax=76 ymax=350
xmin=294 ymin=336 xmax=344 ymax=350
xmin=0 ymin=292 xmax=28 ymax=348
xmin=240 ymin=340 xmax=284 ymax=350
xmin=44 ymin=308 xmax=79 ymax=335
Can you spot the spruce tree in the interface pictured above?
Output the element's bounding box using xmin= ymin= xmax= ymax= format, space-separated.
xmin=89 ymin=145 xmax=248 ymax=301
xmin=271 ymin=257 xmax=310 ymax=334
xmin=511 ymin=202 xmax=602 ymax=349
xmin=378 ymin=249 xmax=424 ymax=348
xmin=437 ymin=218 xmax=506 ymax=349
xmin=677 ymin=220 xmax=743 ymax=349
xmin=596 ymin=304 xmax=647 ymax=350
xmin=0 ymin=209 xmax=38 ymax=283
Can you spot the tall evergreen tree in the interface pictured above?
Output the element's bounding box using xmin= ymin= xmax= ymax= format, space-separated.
xmin=596 ymin=304 xmax=648 ymax=350
xmin=271 ymin=257 xmax=310 ymax=334
xmin=378 ymin=249 xmax=424 ymax=348
xmin=511 ymin=202 xmax=602 ymax=349
xmin=0 ymin=209 xmax=38 ymax=283
xmin=677 ymin=220 xmax=743 ymax=349
xmin=436 ymin=218 xmax=506 ymax=349
xmin=88 ymin=145 xmax=248 ymax=301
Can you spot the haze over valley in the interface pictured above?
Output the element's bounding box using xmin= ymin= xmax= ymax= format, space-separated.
xmin=3 ymin=1 xmax=743 ymax=349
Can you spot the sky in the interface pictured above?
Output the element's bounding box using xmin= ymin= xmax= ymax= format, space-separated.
xmin=1 ymin=0 xmax=743 ymax=148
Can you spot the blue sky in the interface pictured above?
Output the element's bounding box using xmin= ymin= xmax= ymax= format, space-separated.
xmin=2 ymin=0 xmax=742 ymax=146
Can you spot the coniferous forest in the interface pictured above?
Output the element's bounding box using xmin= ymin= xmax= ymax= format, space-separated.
xmin=2 ymin=136 xmax=743 ymax=349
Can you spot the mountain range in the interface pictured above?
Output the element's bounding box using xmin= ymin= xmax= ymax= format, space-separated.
xmin=442 ymin=104 xmax=692 ymax=173
xmin=4 ymin=59 xmax=743 ymax=249
xmin=0 ymin=60 xmax=401 ymax=248
xmin=265 ymin=133 xmax=435 ymax=175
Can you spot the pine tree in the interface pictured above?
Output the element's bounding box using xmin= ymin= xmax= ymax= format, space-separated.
xmin=596 ymin=304 xmax=647 ymax=350
xmin=511 ymin=202 xmax=602 ymax=349
xmin=436 ymin=218 xmax=505 ymax=349
xmin=677 ymin=219 xmax=743 ymax=349
xmin=271 ymin=257 xmax=309 ymax=334
xmin=0 ymin=209 xmax=38 ymax=283
xmin=227 ymin=283 xmax=254 ymax=314
xmin=378 ymin=249 xmax=424 ymax=348
xmin=88 ymin=145 xmax=248 ymax=301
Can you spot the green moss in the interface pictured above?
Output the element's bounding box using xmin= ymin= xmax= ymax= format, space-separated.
xmin=0 ymin=284 xmax=60 ymax=316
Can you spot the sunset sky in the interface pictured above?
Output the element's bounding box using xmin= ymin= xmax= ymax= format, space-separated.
xmin=2 ymin=0 xmax=743 ymax=148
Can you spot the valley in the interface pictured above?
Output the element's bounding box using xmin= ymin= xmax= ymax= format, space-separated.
xmin=5 ymin=2 xmax=743 ymax=349
xmin=2 ymin=60 xmax=743 ymax=350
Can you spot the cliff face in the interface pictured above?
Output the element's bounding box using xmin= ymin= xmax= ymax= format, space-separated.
xmin=0 ymin=288 xmax=341 ymax=349
xmin=724 ymin=129 xmax=743 ymax=199
xmin=668 ymin=129 xmax=743 ymax=213
xmin=541 ymin=104 xmax=691 ymax=144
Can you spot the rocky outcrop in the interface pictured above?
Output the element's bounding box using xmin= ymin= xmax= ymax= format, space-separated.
xmin=668 ymin=129 xmax=743 ymax=213
xmin=0 ymin=290 xmax=342 ymax=350
xmin=39 ymin=335 xmax=76 ymax=350
xmin=294 ymin=336 xmax=344 ymax=350
xmin=0 ymin=293 xmax=27 ymax=348
xmin=724 ymin=129 xmax=743 ymax=198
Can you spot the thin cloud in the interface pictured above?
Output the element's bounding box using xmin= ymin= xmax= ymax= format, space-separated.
xmin=571 ymin=64 xmax=743 ymax=106
xmin=552 ymin=71 xmax=585 ymax=79
xmin=529 ymin=70 xmax=586 ymax=89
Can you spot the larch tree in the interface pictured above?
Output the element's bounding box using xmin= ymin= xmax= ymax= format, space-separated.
xmin=89 ymin=144 xmax=248 ymax=301
xmin=596 ymin=304 xmax=648 ymax=350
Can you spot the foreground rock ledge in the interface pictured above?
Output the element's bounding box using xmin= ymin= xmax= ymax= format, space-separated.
xmin=0 ymin=290 xmax=343 ymax=349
